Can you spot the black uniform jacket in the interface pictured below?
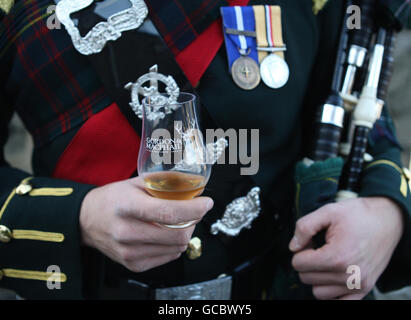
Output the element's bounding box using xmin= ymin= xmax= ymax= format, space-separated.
xmin=0 ymin=0 xmax=410 ymax=299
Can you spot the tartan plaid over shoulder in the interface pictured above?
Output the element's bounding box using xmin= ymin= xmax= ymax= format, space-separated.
xmin=0 ymin=0 xmax=228 ymax=147
xmin=0 ymin=0 xmax=112 ymax=147
xmin=146 ymin=0 xmax=227 ymax=55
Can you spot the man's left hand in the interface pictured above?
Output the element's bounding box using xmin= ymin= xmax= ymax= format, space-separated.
xmin=289 ymin=197 xmax=404 ymax=300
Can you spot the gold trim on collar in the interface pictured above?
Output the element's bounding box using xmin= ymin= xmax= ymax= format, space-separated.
xmin=0 ymin=0 xmax=14 ymax=14
xmin=312 ymin=0 xmax=329 ymax=15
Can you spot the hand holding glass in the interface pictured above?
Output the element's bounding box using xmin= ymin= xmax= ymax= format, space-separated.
xmin=137 ymin=93 xmax=211 ymax=229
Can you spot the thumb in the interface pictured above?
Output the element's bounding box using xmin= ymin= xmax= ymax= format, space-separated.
xmin=289 ymin=206 xmax=332 ymax=252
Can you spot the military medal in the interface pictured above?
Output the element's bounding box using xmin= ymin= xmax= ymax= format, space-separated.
xmin=260 ymin=52 xmax=289 ymax=89
xmin=254 ymin=5 xmax=289 ymax=89
xmin=221 ymin=6 xmax=261 ymax=90
xmin=231 ymin=55 xmax=261 ymax=90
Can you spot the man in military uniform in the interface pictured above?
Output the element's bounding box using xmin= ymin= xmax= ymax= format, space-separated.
xmin=0 ymin=0 xmax=410 ymax=300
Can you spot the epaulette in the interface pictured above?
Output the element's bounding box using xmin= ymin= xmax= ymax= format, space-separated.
xmin=312 ymin=0 xmax=329 ymax=15
xmin=0 ymin=0 xmax=14 ymax=14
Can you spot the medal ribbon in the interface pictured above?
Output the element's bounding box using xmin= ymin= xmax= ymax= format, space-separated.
xmin=254 ymin=5 xmax=285 ymax=63
xmin=221 ymin=6 xmax=259 ymax=70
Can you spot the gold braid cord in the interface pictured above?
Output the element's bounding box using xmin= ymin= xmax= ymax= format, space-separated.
xmin=0 ymin=0 xmax=14 ymax=14
xmin=312 ymin=0 xmax=329 ymax=15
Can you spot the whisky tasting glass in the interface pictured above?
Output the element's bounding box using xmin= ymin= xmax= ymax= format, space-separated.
xmin=137 ymin=93 xmax=211 ymax=229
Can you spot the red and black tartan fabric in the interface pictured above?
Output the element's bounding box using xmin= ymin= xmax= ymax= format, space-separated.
xmin=0 ymin=0 xmax=113 ymax=147
xmin=146 ymin=0 xmax=228 ymax=55
xmin=0 ymin=0 xmax=227 ymax=147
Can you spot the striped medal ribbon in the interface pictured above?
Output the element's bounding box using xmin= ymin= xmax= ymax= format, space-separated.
xmin=254 ymin=5 xmax=289 ymax=89
xmin=221 ymin=6 xmax=261 ymax=90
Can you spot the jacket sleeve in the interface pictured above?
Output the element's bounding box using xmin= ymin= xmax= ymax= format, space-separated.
xmin=0 ymin=168 xmax=95 ymax=299
xmin=0 ymin=6 xmax=97 ymax=300
xmin=358 ymin=107 xmax=411 ymax=293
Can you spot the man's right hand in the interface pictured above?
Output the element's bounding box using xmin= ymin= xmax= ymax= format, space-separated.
xmin=79 ymin=177 xmax=214 ymax=273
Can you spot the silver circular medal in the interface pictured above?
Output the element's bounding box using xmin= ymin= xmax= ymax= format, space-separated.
xmin=231 ymin=56 xmax=261 ymax=90
xmin=260 ymin=54 xmax=290 ymax=89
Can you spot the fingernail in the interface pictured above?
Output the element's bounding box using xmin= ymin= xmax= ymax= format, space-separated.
xmin=206 ymin=199 xmax=214 ymax=211
xmin=289 ymin=236 xmax=301 ymax=252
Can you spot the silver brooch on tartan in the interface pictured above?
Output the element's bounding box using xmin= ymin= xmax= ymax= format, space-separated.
xmin=124 ymin=65 xmax=180 ymax=121
xmin=56 ymin=0 xmax=148 ymax=55
xmin=210 ymin=187 xmax=261 ymax=237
